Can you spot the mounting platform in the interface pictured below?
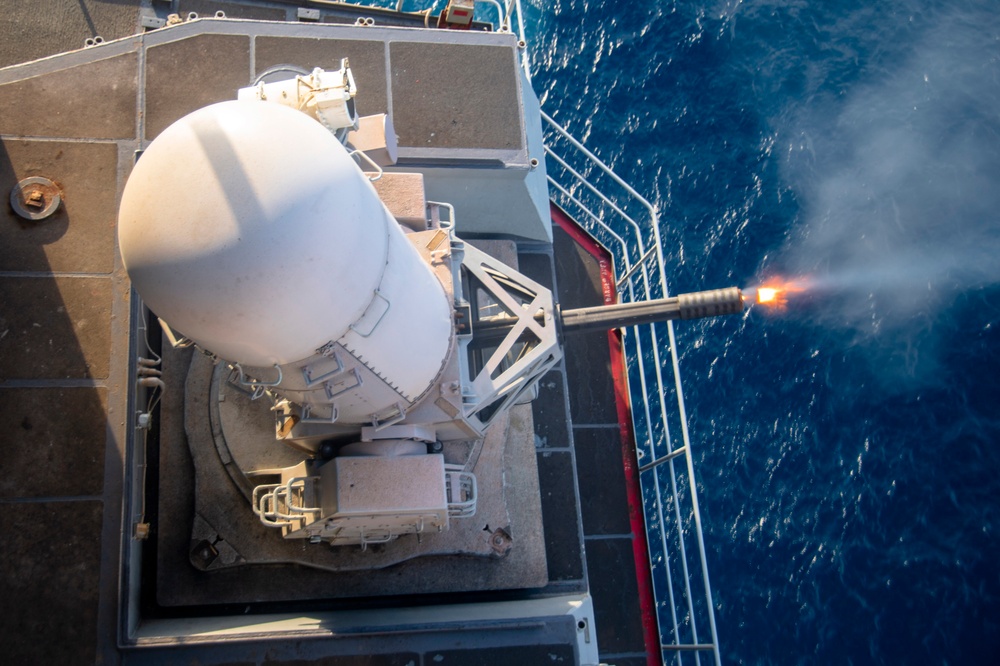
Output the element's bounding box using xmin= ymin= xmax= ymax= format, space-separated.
xmin=152 ymin=345 xmax=546 ymax=605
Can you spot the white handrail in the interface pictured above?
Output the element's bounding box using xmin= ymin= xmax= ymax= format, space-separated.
xmin=520 ymin=6 xmax=722 ymax=658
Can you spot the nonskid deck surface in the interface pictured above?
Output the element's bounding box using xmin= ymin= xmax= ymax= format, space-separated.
xmin=0 ymin=2 xmax=649 ymax=664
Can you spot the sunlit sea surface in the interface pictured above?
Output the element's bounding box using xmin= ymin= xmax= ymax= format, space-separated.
xmin=526 ymin=1 xmax=1000 ymax=663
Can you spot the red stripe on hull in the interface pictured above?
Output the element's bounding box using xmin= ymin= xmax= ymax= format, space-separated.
xmin=551 ymin=202 xmax=660 ymax=666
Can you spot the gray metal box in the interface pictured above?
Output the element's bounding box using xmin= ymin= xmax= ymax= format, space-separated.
xmin=320 ymin=453 xmax=448 ymax=518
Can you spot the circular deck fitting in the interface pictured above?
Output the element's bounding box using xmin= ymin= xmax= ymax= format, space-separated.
xmin=10 ymin=176 xmax=62 ymax=220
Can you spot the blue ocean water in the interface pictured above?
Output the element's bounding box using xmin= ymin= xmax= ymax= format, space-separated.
xmin=525 ymin=1 xmax=1000 ymax=663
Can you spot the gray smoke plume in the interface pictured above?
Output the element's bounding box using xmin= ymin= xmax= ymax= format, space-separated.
xmin=767 ymin=8 xmax=1000 ymax=352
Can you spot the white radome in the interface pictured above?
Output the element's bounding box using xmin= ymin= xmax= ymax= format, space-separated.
xmin=118 ymin=100 xmax=451 ymax=403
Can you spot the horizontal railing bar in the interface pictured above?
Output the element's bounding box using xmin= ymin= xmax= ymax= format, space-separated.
xmin=544 ymin=144 xmax=644 ymax=252
xmin=541 ymin=110 xmax=659 ymax=234
xmin=661 ymin=644 xmax=717 ymax=652
xmin=616 ymin=245 xmax=657 ymax=289
xmin=638 ymin=446 xmax=687 ymax=473
xmin=547 ymin=177 xmax=631 ymax=264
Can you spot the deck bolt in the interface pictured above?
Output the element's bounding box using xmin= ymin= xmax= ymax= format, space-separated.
xmin=25 ymin=189 xmax=44 ymax=207
xmin=10 ymin=176 xmax=61 ymax=220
